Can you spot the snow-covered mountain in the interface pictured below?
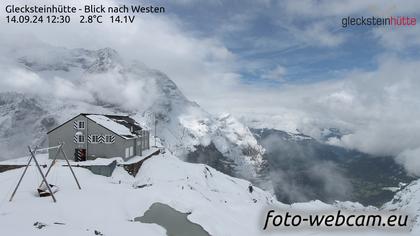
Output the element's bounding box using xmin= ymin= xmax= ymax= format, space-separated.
xmin=383 ymin=179 xmax=420 ymax=234
xmin=0 ymin=45 xmax=265 ymax=183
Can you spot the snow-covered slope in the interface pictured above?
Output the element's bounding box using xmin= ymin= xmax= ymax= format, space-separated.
xmin=0 ymin=153 xmax=418 ymax=235
xmin=383 ymin=180 xmax=420 ymax=234
xmin=0 ymin=153 xmax=274 ymax=236
xmin=0 ymin=44 xmax=265 ymax=181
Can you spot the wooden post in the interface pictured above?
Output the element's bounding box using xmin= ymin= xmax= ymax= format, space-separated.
xmin=9 ymin=148 xmax=35 ymax=202
xmin=154 ymin=112 xmax=157 ymax=147
xmin=38 ymin=144 xmax=62 ymax=188
xmin=9 ymin=143 xmax=82 ymax=203
xmin=29 ymin=146 xmax=56 ymax=202
xmin=61 ymin=143 xmax=81 ymax=190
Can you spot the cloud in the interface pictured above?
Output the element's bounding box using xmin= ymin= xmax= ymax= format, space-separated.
xmin=373 ymin=26 xmax=420 ymax=50
xmin=0 ymin=67 xmax=44 ymax=92
xmin=280 ymin=0 xmax=420 ymax=49
xmin=286 ymin=21 xmax=346 ymax=47
xmin=0 ymin=64 xmax=92 ymax=101
xmin=261 ymin=133 xmax=353 ymax=203
xmin=396 ymin=148 xmax=420 ymax=176
xmin=261 ymin=65 xmax=287 ymax=81
xmin=0 ymin=0 xmax=239 ymax=106
xmin=83 ymin=68 xmax=159 ymax=111
xmin=204 ymin=54 xmax=420 ymax=176
xmin=283 ymin=0 xmax=420 ymax=18
xmin=314 ymin=56 xmax=420 ymax=157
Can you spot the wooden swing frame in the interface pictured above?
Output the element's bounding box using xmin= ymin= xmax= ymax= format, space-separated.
xmin=9 ymin=142 xmax=81 ymax=202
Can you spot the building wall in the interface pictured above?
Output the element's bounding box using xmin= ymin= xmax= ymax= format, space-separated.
xmin=135 ymin=138 xmax=142 ymax=157
xmin=48 ymin=114 xmax=88 ymax=160
xmin=84 ymin=118 xmax=130 ymax=160
xmin=48 ymin=114 xmax=144 ymax=161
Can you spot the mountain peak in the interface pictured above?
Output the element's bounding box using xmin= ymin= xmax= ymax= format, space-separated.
xmin=87 ymin=48 xmax=122 ymax=73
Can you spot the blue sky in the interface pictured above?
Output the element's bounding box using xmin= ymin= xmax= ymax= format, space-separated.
xmin=162 ymin=0 xmax=420 ymax=85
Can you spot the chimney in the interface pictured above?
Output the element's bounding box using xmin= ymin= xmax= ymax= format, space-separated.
xmin=130 ymin=126 xmax=134 ymax=133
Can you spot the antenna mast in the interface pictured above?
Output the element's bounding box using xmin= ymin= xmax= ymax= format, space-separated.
xmin=154 ymin=112 xmax=157 ymax=147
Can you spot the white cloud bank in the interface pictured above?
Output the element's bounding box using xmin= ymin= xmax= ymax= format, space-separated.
xmin=0 ymin=0 xmax=238 ymax=106
xmin=232 ymin=56 xmax=420 ymax=176
xmin=397 ymin=148 xmax=420 ymax=176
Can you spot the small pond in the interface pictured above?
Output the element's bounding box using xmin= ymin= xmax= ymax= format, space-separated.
xmin=134 ymin=202 xmax=211 ymax=236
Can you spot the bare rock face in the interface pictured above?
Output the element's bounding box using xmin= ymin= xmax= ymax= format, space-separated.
xmin=0 ymin=92 xmax=52 ymax=158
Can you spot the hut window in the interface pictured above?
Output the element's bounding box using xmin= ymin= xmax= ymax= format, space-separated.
xmin=129 ymin=146 xmax=134 ymax=156
xmin=91 ymin=135 xmax=99 ymax=143
xmin=78 ymin=121 xmax=85 ymax=129
xmin=125 ymin=147 xmax=130 ymax=158
xmin=74 ymin=131 xmax=85 ymax=143
xmin=105 ymin=135 xmax=114 ymax=143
